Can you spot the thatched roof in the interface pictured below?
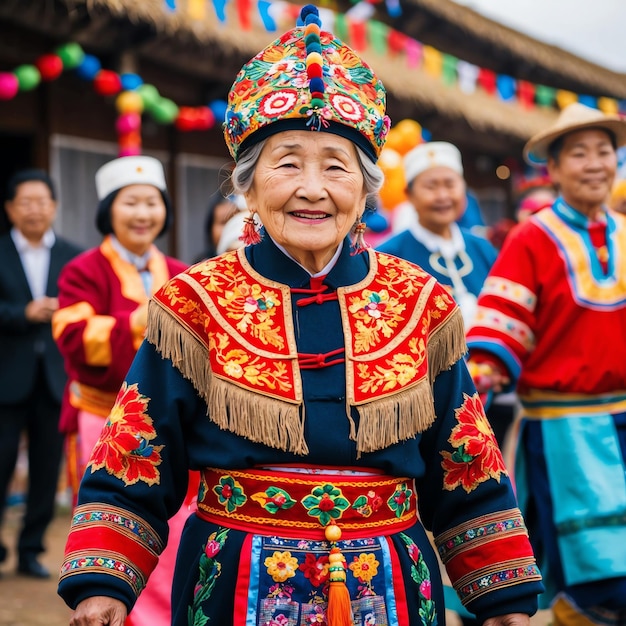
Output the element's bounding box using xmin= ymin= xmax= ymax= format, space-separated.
xmin=84 ymin=0 xmax=563 ymax=149
xmin=3 ymin=0 xmax=614 ymax=153
xmin=390 ymin=0 xmax=626 ymax=99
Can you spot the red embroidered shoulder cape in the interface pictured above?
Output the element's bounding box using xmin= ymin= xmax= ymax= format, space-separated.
xmin=149 ymin=248 xmax=465 ymax=456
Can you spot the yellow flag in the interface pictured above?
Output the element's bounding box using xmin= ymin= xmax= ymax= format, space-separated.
xmin=188 ymin=0 xmax=206 ymax=20
xmin=556 ymin=90 xmax=578 ymax=110
xmin=422 ymin=46 xmax=443 ymax=77
xmin=598 ymin=97 xmax=619 ymax=115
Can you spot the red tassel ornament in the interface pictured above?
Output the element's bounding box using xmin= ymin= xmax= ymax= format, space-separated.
xmin=325 ymin=524 xmax=354 ymax=626
xmin=240 ymin=212 xmax=262 ymax=246
xmin=350 ymin=219 xmax=369 ymax=256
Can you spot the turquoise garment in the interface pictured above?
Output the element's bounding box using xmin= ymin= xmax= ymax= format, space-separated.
xmin=542 ymin=415 xmax=626 ymax=585
xmin=515 ymin=411 xmax=626 ymax=609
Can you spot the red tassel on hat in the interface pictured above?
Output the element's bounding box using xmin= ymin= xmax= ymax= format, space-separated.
xmin=240 ymin=212 xmax=262 ymax=246
xmin=325 ymin=524 xmax=353 ymax=626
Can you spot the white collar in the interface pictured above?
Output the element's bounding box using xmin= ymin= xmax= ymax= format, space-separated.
xmin=109 ymin=235 xmax=152 ymax=270
xmin=408 ymin=220 xmax=465 ymax=259
xmin=11 ymin=227 xmax=55 ymax=252
xmin=272 ymin=238 xmax=343 ymax=277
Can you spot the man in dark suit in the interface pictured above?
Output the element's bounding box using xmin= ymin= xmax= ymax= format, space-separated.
xmin=0 ymin=169 xmax=82 ymax=578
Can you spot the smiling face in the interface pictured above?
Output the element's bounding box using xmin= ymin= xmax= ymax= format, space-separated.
xmin=110 ymin=184 xmax=167 ymax=256
xmin=406 ymin=166 xmax=466 ymax=238
xmin=548 ymin=128 xmax=617 ymax=218
xmin=244 ymin=130 xmax=367 ymax=273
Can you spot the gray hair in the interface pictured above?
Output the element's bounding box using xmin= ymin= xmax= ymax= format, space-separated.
xmin=230 ymin=138 xmax=385 ymax=203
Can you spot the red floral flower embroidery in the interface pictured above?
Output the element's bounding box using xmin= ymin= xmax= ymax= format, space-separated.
xmin=89 ymin=382 xmax=163 ymax=486
xmin=298 ymin=553 xmax=330 ymax=588
xmin=441 ymin=392 xmax=507 ymax=493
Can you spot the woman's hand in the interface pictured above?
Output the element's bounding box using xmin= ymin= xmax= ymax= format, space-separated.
xmin=69 ymin=596 xmax=127 ymax=626
xmin=467 ymin=360 xmax=510 ymax=394
xmin=483 ymin=613 xmax=530 ymax=626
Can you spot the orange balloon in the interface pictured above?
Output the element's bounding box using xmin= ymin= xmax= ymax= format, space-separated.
xmin=379 ymin=168 xmax=407 ymax=211
xmin=378 ymin=147 xmax=403 ymax=171
xmin=388 ymin=119 xmax=422 ymax=155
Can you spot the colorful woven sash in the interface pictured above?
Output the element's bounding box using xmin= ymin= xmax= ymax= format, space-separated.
xmin=196 ymin=467 xmax=418 ymax=540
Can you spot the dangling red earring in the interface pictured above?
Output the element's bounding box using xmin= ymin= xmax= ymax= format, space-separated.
xmin=240 ymin=211 xmax=262 ymax=246
xmin=350 ymin=217 xmax=369 ymax=256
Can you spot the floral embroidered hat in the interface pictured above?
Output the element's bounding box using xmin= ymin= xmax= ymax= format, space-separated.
xmin=223 ymin=4 xmax=391 ymax=163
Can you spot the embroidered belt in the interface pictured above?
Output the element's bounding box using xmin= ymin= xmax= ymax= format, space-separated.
xmin=70 ymin=381 xmax=118 ymax=417
xmin=519 ymin=388 xmax=626 ymax=418
xmin=196 ymin=467 xmax=417 ymax=539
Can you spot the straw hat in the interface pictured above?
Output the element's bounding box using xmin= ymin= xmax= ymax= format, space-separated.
xmin=523 ymin=103 xmax=626 ymax=165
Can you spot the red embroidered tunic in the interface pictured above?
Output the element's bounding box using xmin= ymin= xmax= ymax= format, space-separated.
xmin=53 ymin=236 xmax=187 ymax=427
xmin=466 ymin=203 xmax=626 ymax=398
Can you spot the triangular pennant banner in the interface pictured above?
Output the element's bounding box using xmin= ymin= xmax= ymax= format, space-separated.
xmin=212 ymin=0 xmax=228 ymax=22
xmin=257 ymin=0 xmax=276 ymax=31
xmin=236 ymin=0 xmax=252 ymax=30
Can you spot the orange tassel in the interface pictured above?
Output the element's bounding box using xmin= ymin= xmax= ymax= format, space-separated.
xmin=325 ymin=526 xmax=353 ymax=626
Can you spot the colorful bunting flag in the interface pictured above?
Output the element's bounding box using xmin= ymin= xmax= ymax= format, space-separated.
xmin=457 ymin=60 xmax=479 ymax=94
xmin=188 ymin=0 xmax=206 ymax=20
xmin=212 ymin=0 xmax=227 ymax=22
xmin=517 ymin=80 xmax=535 ymax=108
xmin=535 ymin=85 xmax=556 ymax=107
xmin=350 ymin=19 xmax=367 ymax=52
xmin=496 ymin=75 xmax=516 ymax=101
xmin=422 ymin=46 xmax=442 ymax=77
xmin=441 ymin=54 xmax=457 ymax=86
xmin=367 ymin=21 xmax=389 ymax=56
xmin=236 ymin=0 xmax=252 ymax=30
xmin=556 ymin=89 xmax=577 ymax=110
xmin=405 ymin=38 xmax=422 ymax=69
xmin=478 ymin=67 xmax=496 ymax=95
xmin=257 ymin=0 xmax=277 ymax=30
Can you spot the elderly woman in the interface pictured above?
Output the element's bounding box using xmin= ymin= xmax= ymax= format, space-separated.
xmin=58 ymin=6 xmax=542 ymax=626
xmin=52 ymin=155 xmax=191 ymax=626
xmin=467 ymin=103 xmax=626 ymax=624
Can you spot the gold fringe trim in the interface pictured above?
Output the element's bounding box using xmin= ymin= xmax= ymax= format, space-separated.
xmin=354 ymin=307 xmax=466 ymax=456
xmin=207 ymin=378 xmax=308 ymax=455
xmin=146 ymin=301 xmax=308 ymax=455
xmin=355 ymin=378 xmax=435 ymax=456
xmin=427 ymin=307 xmax=467 ymax=383
xmin=145 ymin=301 xmax=465 ymax=458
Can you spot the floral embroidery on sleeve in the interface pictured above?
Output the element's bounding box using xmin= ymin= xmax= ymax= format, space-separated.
xmin=441 ymin=392 xmax=507 ymax=493
xmin=88 ymin=382 xmax=163 ymax=486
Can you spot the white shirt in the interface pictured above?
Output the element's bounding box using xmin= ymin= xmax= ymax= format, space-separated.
xmin=407 ymin=220 xmax=478 ymax=328
xmin=109 ymin=235 xmax=153 ymax=295
xmin=11 ymin=227 xmax=55 ymax=299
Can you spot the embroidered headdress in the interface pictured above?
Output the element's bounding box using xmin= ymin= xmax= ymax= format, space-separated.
xmin=223 ymin=4 xmax=391 ymax=163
